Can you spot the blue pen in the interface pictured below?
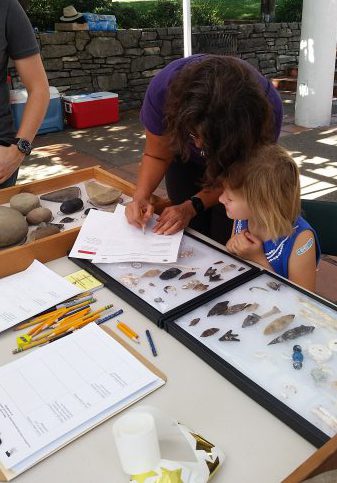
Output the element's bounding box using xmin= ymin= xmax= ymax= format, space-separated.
xmin=96 ymin=309 xmax=124 ymax=325
xmin=145 ymin=329 xmax=157 ymax=357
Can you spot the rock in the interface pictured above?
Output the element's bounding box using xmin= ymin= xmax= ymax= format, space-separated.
xmin=30 ymin=225 xmax=60 ymax=241
xmin=85 ymin=181 xmax=122 ymax=206
xmin=10 ymin=193 xmax=40 ymax=215
xmin=0 ymin=206 xmax=28 ymax=247
xmin=60 ymin=198 xmax=84 ymax=214
xmin=40 ymin=186 xmax=80 ymax=202
xmin=26 ymin=207 xmax=53 ymax=225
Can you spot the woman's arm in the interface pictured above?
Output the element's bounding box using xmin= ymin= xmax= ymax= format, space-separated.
xmin=288 ymin=230 xmax=317 ymax=292
xmin=0 ymin=54 xmax=49 ymax=183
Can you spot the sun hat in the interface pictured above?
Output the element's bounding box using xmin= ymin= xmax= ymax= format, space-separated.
xmin=60 ymin=5 xmax=83 ymax=22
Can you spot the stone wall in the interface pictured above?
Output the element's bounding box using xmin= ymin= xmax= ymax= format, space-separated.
xmin=11 ymin=23 xmax=301 ymax=110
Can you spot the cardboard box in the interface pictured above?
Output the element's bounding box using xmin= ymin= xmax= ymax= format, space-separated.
xmin=0 ymin=166 xmax=168 ymax=278
xmin=63 ymin=92 xmax=119 ymax=129
xmin=54 ymin=22 xmax=89 ymax=31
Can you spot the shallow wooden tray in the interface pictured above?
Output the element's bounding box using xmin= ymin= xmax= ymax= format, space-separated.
xmin=0 ymin=166 xmax=167 ymax=278
xmin=283 ymin=434 xmax=337 ymax=482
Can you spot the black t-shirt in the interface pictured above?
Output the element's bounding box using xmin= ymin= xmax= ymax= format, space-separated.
xmin=0 ymin=0 xmax=39 ymax=142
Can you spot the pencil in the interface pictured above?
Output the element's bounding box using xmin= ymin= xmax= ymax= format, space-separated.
xmin=12 ymin=309 xmax=125 ymax=354
xmin=145 ymin=329 xmax=157 ymax=357
xmin=116 ymin=321 xmax=140 ymax=343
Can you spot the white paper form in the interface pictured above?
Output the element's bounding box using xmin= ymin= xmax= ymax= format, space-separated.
xmin=0 ymin=260 xmax=81 ymax=332
xmin=0 ymin=323 xmax=162 ymax=470
xmin=70 ymin=206 xmax=183 ymax=264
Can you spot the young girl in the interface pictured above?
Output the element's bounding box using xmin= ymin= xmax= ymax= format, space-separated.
xmin=219 ymin=144 xmax=320 ymax=292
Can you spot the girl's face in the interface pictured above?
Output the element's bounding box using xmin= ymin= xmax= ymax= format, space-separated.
xmin=219 ymin=185 xmax=252 ymax=220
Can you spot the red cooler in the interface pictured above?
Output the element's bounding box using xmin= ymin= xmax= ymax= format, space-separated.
xmin=63 ymin=92 xmax=119 ymax=129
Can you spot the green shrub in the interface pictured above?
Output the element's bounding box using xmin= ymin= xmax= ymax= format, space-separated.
xmin=27 ymin=0 xmax=260 ymax=31
xmin=275 ymin=0 xmax=303 ymax=22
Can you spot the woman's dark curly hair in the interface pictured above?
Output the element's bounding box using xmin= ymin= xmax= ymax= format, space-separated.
xmin=164 ymin=55 xmax=275 ymax=184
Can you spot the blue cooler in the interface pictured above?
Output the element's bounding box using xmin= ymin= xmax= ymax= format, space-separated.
xmin=10 ymin=86 xmax=64 ymax=134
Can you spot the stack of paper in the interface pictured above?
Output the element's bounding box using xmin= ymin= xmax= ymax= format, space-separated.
xmin=70 ymin=205 xmax=184 ymax=264
xmin=0 ymin=323 xmax=165 ymax=480
xmin=0 ymin=260 xmax=81 ymax=332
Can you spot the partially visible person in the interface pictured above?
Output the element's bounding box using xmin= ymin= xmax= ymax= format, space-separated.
xmin=125 ymin=54 xmax=282 ymax=243
xmin=220 ymin=144 xmax=320 ymax=292
xmin=0 ymin=0 xmax=49 ymax=188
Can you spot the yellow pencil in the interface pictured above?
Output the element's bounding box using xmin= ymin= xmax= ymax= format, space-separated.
xmin=116 ymin=321 xmax=140 ymax=343
xmin=32 ymin=310 xmax=91 ymax=341
xmin=15 ymin=308 xmax=66 ymax=331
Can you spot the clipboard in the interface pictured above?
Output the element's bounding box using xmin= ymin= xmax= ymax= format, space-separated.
xmin=0 ymin=325 xmax=166 ymax=481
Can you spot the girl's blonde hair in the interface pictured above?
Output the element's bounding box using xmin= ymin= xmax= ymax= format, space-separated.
xmin=224 ymin=144 xmax=301 ymax=240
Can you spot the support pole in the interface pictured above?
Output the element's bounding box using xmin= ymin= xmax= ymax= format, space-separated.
xmin=295 ymin=0 xmax=337 ymax=127
xmin=183 ymin=0 xmax=192 ymax=57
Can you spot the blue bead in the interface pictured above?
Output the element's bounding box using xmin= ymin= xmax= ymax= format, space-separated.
xmin=293 ymin=345 xmax=302 ymax=352
xmin=292 ymin=351 xmax=304 ymax=362
xmin=293 ymin=361 xmax=303 ymax=370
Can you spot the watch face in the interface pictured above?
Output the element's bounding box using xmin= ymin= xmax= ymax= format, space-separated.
xmin=17 ymin=138 xmax=32 ymax=155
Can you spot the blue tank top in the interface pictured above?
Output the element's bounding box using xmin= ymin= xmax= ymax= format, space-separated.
xmin=234 ymin=216 xmax=321 ymax=279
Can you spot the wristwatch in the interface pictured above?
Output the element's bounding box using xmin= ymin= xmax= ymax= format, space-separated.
xmin=14 ymin=138 xmax=32 ymax=156
xmin=190 ymin=196 xmax=205 ymax=215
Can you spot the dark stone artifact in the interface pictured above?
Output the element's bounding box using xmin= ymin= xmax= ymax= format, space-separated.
xmin=207 ymin=301 xmax=229 ymax=317
xmin=268 ymin=325 xmax=315 ymax=345
xmin=204 ymin=267 xmax=216 ymax=277
xmin=219 ymin=330 xmax=240 ymax=342
xmin=159 ymin=267 xmax=182 ymax=280
xmin=59 ymin=217 xmax=75 ymax=223
xmin=26 ymin=207 xmax=52 ymax=225
xmin=40 ymin=186 xmax=81 ymax=202
xmin=84 ymin=207 xmax=98 ymax=216
xmin=60 ymin=198 xmax=84 ymax=214
xmin=200 ymin=328 xmax=219 ymax=337
xmin=242 ymin=313 xmax=261 ymax=328
xmin=189 ymin=318 xmax=200 ymax=326
xmin=209 ymin=273 xmax=222 ymax=282
xmin=10 ymin=193 xmax=40 ymax=215
xmin=179 ymin=271 xmax=196 ymax=280
xmin=0 ymin=206 xmax=28 ymax=247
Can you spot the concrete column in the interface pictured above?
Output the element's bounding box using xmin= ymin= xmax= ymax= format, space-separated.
xmin=295 ymin=0 xmax=337 ymax=127
xmin=183 ymin=0 xmax=192 ymax=57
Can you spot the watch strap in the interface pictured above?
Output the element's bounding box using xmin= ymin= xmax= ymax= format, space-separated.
xmin=190 ymin=196 xmax=205 ymax=215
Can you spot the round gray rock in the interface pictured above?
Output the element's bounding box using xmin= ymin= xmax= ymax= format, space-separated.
xmin=0 ymin=206 xmax=28 ymax=247
xmin=10 ymin=193 xmax=40 ymax=215
xmin=26 ymin=207 xmax=53 ymax=225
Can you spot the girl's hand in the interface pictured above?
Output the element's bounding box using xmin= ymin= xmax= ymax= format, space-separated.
xmin=226 ymin=230 xmax=267 ymax=266
xmin=125 ymin=199 xmax=154 ymax=230
xmin=153 ymin=201 xmax=195 ymax=235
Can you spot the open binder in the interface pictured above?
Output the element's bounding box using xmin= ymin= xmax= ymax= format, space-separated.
xmin=0 ymin=324 xmax=166 ymax=481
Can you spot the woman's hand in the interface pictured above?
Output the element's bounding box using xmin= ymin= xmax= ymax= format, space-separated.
xmin=226 ymin=230 xmax=269 ymax=267
xmin=125 ymin=199 xmax=154 ymax=230
xmin=0 ymin=145 xmax=24 ymax=184
xmin=153 ymin=200 xmax=196 ymax=235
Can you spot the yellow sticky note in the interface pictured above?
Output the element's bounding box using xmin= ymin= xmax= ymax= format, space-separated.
xmin=65 ymin=269 xmax=103 ymax=292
